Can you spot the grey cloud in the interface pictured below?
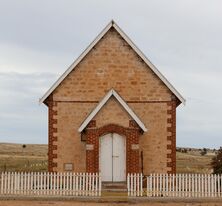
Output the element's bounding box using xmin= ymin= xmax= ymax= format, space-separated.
xmin=0 ymin=0 xmax=221 ymax=148
xmin=0 ymin=72 xmax=57 ymax=144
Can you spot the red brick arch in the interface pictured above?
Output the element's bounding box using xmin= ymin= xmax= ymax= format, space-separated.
xmin=97 ymin=124 xmax=128 ymax=137
xmin=84 ymin=120 xmax=142 ymax=176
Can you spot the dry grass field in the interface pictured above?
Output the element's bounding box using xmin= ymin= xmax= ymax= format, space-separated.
xmin=0 ymin=143 xmax=216 ymax=173
xmin=176 ymin=150 xmax=215 ymax=174
xmin=0 ymin=143 xmax=47 ymax=172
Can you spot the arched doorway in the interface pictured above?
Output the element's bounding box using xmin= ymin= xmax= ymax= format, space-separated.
xmin=99 ymin=133 xmax=126 ymax=182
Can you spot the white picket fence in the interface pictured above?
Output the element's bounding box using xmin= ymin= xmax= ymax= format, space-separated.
xmin=147 ymin=173 xmax=222 ymax=198
xmin=0 ymin=172 xmax=101 ymax=196
xmin=127 ymin=173 xmax=143 ymax=196
xmin=128 ymin=173 xmax=222 ymax=198
xmin=2 ymin=172 xmax=221 ymax=198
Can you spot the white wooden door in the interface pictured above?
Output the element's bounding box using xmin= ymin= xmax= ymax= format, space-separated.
xmin=99 ymin=133 xmax=126 ymax=182
xmin=113 ymin=133 xmax=126 ymax=181
xmin=99 ymin=133 xmax=113 ymax=181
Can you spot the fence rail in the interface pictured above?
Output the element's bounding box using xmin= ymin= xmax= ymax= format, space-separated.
xmin=0 ymin=172 xmax=101 ymax=196
xmin=128 ymin=173 xmax=222 ymax=198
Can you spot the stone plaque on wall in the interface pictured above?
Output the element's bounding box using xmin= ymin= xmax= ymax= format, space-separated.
xmin=64 ymin=163 xmax=73 ymax=171
xmin=131 ymin=144 xmax=139 ymax=150
xmin=86 ymin=144 xmax=94 ymax=150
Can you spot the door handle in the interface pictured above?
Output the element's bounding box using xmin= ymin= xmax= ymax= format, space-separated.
xmin=112 ymin=155 xmax=119 ymax=158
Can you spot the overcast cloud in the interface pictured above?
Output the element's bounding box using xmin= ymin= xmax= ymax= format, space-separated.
xmin=0 ymin=0 xmax=221 ymax=148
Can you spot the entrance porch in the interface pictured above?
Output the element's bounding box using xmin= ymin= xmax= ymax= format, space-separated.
xmin=82 ymin=121 xmax=142 ymax=181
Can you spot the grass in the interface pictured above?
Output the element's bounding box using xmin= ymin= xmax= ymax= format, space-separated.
xmin=0 ymin=143 xmax=47 ymax=172
xmin=176 ymin=150 xmax=215 ymax=174
xmin=0 ymin=143 xmax=216 ymax=173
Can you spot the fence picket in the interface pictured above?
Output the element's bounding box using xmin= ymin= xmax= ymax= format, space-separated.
xmin=163 ymin=174 xmax=166 ymax=197
xmin=156 ymin=174 xmax=159 ymax=197
xmin=217 ymin=174 xmax=220 ymax=197
xmin=140 ymin=173 xmax=143 ymax=196
xmin=214 ymin=174 xmax=216 ymax=198
xmin=136 ymin=173 xmax=139 ymax=197
xmin=73 ymin=173 xmax=76 ymax=196
xmin=220 ymin=175 xmax=222 ymax=197
xmin=99 ymin=173 xmax=101 ymax=196
xmin=147 ymin=175 xmax=151 ymax=197
xmin=88 ymin=173 xmax=91 ymax=196
xmin=151 ymin=174 xmax=153 ymax=197
xmin=169 ymin=174 xmax=171 ymax=197
xmin=0 ymin=173 xmax=3 ymax=195
xmin=127 ymin=174 xmax=129 ymax=196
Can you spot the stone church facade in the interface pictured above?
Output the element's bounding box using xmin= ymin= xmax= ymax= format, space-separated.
xmin=40 ymin=21 xmax=185 ymax=181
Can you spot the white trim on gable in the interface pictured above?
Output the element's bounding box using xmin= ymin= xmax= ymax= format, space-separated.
xmin=78 ymin=89 xmax=148 ymax=133
xmin=39 ymin=20 xmax=185 ymax=105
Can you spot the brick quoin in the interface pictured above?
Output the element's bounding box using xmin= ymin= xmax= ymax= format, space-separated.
xmin=84 ymin=120 xmax=141 ymax=174
xmin=45 ymin=95 xmax=58 ymax=172
xmin=166 ymin=99 xmax=177 ymax=174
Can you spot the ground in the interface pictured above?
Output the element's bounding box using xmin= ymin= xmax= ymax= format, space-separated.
xmin=0 ymin=143 xmax=216 ymax=173
xmin=0 ymin=199 xmax=222 ymax=206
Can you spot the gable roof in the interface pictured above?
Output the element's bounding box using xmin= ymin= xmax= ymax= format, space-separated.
xmin=39 ymin=20 xmax=185 ymax=105
xmin=78 ymin=89 xmax=147 ymax=133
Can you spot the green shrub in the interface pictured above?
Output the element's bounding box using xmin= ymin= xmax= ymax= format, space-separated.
xmin=201 ymin=148 xmax=207 ymax=156
xmin=212 ymin=147 xmax=222 ymax=174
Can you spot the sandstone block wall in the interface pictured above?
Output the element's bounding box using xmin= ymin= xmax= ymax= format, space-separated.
xmin=46 ymin=27 xmax=178 ymax=174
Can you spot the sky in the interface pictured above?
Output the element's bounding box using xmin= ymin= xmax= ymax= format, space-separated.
xmin=0 ymin=0 xmax=221 ymax=148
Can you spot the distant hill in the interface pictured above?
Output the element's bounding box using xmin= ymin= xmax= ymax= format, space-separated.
xmin=0 ymin=143 xmax=216 ymax=173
